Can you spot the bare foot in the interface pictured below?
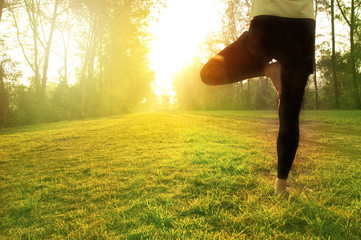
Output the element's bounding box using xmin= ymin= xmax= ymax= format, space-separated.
xmin=200 ymin=55 xmax=228 ymax=85
xmin=264 ymin=62 xmax=281 ymax=98
xmin=274 ymin=178 xmax=290 ymax=196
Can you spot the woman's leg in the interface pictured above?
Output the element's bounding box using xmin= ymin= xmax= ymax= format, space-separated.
xmin=200 ymin=31 xmax=269 ymax=85
xmin=275 ymin=63 xmax=310 ymax=194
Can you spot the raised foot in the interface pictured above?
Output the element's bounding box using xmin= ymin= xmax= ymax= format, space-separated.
xmin=264 ymin=62 xmax=282 ymax=98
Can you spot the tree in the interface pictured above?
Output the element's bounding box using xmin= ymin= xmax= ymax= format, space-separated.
xmin=312 ymin=0 xmax=321 ymax=109
xmin=41 ymin=0 xmax=60 ymax=97
xmin=0 ymin=60 xmax=8 ymax=126
xmin=0 ymin=40 xmax=21 ymax=127
xmin=102 ymin=0 xmax=155 ymax=114
xmin=331 ymin=0 xmax=341 ymax=108
xmin=9 ymin=0 xmax=61 ymax=97
xmin=58 ymin=10 xmax=75 ymax=84
xmin=71 ymin=0 xmax=109 ymax=117
xmin=336 ymin=0 xmax=361 ymax=109
xmin=0 ymin=0 xmax=5 ymax=22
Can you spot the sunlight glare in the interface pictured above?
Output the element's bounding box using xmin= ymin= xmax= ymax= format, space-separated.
xmin=148 ymin=0 xmax=223 ymax=102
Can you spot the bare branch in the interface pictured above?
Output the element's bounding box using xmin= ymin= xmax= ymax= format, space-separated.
xmin=9 ymin=7 xmax=36 ymax=73
xmin=335 ymin=0 xmax=351 ymax=27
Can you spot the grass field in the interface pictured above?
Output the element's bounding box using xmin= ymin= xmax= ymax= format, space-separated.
xmin=1 ymin=111 xmax=360 ymax=239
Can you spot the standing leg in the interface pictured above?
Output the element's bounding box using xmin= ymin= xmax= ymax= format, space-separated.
xmin=275 ymin=64 xmax=310 ymax=195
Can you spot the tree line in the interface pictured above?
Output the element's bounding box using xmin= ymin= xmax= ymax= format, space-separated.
xmin=0 ymin=0 xmax=157 ymax=127
xmin=173 ymin=0 xmax=361 ymax=111
xmin=0 ymin=0 xmax=360 ymax=128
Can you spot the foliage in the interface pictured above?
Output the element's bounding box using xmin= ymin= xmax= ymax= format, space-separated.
xmin=317 ymin=50 xmax=360 ymax=109
xmin=0 ymin=40 xmax=21 ymax=127
xmin=102 ymin=0 xmax=155 ymax=115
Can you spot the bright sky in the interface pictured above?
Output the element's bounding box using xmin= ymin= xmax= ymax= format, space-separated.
xmin=147 ymin=0 xmax=224 ymax=101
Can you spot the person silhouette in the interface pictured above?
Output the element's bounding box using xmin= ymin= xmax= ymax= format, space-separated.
xmin=200 ymin=0 xmax=316 ymax=195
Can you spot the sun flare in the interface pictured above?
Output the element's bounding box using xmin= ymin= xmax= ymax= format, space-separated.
xmin=148 ymin=0 xmax=224 ymax=102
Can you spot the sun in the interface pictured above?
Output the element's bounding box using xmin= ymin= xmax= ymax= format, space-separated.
xmin=148 ymin=0 xmax=224 ymax=102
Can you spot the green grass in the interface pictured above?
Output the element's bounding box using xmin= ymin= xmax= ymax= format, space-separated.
xmin=1 ymin=111 xmax=360 ymax=239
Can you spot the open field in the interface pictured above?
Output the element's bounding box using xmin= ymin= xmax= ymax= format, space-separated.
xmin=1 ymin=111 xmax=360 ymax=239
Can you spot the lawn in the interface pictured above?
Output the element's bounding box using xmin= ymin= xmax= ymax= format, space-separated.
xmin=0 ymin=111 xmax=360 ymax=239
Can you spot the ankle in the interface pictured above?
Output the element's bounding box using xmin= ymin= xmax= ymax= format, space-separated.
xmin=274 ymin=178 xmax=288 ymax=194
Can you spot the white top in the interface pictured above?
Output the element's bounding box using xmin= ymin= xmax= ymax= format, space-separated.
xmin=250 ymin=0 xmax=315 ymax=19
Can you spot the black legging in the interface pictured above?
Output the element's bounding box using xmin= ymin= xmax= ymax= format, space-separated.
xmin=277 ymin=64 xmax=309 ymax=179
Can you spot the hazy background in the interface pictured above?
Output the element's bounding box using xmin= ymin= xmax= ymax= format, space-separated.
xmin=0 ymin=0 xmax=360 ymax=127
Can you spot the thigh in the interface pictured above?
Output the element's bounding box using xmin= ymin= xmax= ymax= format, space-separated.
xmin=201 ymin=31 xmax=271 ymax=85
xmin=280 ymin=64 xmax=310 ymax=118
xmin=219 ymin=31 xmax=271 ymax=82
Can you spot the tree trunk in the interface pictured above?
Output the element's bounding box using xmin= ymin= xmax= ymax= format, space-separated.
xmin=24 ymin=0 xmax=41 ymax=94
xmin=349 ymin=0 xmax=360 ymax=109
xmin=0 ymin=62 xmax=8 ymax=127
xmin=80 ymin=10 xmax=100 ymax=118
xmin=331 ymin=0 xmax=340 ymax=108
xmin=246 ymin=80 xmax=251 ymax=109
xmin=236 ymin=82 xmax=240 ymax=109
xmin=313 ymin=69 xmax=320 ymax=109
xmin=336 ymin=0 xmax=361 ymax=109
xmin=239 ymin=81 xmax=243 ymax=109
xmin=41 ymin=0 xmax=60 ymax=97
xmin=61 ymin=31 xmax=69 ymax=83
xmin=0 ymin=0 xmax=5 ymax=22
xmin=313 ymin=0 xmax=319 ymax=109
